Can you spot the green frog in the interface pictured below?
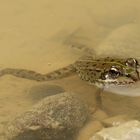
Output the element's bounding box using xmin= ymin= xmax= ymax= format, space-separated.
xmin=0 ymin=55 xmax=139 ymax=96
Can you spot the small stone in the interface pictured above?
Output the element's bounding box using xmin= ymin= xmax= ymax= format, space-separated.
xmin=92 ymin=109 xmax=108 ymax=121
xmin=102 ymin=114 xmax=131 ymax=127
xmin=76 ymin=120 xmax=103 ymax=140
xmin=47 ymin=63 xmax=52 ymax=66
xmin=5 ymin=92 xmax=89 ymax=140
xmin=90 ymin=120 xmax=140 ymax=140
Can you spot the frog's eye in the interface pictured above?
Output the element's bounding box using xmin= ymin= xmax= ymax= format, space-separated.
xmin=108 ymin=67 xmax=120 ymax=79
xmin=126 ymin=58 xmax=138 ymax=68
xmin=101 ymin=67 xmax=120 ymax=80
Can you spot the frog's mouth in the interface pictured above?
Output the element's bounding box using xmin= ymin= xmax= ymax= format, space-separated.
xmin=102 ymin=70 xmax=140 ymax=96
xmin=104 ymin=80 xmax=140 ymax=97
xmin=98 ymin=77 xmax=135 ymax=87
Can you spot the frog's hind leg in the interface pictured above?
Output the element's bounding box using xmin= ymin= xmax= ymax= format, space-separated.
xmin=71 ymin=44 xmax=95 ymax=57
xmin=0 ymin=64 xmax=76 ymax=81
xmin=63 ymin=28 xmax=95 ymax=56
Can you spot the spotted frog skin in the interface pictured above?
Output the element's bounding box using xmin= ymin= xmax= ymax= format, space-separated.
xmin=74 ymin=56 xmax=140 ymax=87
xmin=0 ymin=56 xmax=139 ymax=89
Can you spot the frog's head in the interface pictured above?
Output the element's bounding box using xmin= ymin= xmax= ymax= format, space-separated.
xmin=98 ymin=58 xmax=140 ymax=86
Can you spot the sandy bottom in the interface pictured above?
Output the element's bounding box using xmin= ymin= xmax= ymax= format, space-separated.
xmin=1 ymin=0 xmax=140 ymax=139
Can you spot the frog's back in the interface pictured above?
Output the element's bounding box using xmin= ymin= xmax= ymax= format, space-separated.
xmin=74 ymin=56 xmax=120 ymax=83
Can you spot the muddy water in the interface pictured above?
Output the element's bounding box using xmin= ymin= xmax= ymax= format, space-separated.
xmin=1 ymin=0 xmax=140 ymax=140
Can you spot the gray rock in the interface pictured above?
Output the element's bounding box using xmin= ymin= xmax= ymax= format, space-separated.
xmin=5 ymin=92 xmax=89 ymax=140
xmin=90 ymin=120 xmax=140 ymax=140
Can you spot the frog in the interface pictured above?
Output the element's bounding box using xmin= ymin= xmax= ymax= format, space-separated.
xmin=1 ymin=50 xmax=140 ymax=110
xmin=0 ymin=55 xmax=139 ymax=97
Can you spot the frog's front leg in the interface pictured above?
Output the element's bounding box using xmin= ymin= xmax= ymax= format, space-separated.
xmin=95 ymin=87 xmax=104 ymax=110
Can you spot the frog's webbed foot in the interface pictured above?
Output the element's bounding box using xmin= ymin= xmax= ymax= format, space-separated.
xmin=61 ymin=28 xmax=95 ymax=56
xmin=70 ymin=43 xmax=95 ymax=56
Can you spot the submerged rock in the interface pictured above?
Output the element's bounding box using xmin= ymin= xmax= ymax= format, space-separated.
xmin=90 ymin=120 xmax=140 ymax=140
xmin=5 ymin=92 xmax=89 ymax=140
xmin=101 ymin=114 xmax=131 ymax=127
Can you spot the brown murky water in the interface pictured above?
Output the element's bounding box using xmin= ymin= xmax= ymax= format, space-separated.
xmin=1 ymin=0 xmax=140 ymax=139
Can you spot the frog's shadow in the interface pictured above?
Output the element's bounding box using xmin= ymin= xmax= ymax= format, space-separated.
xmin=28 ymin=84 xmax=65 ymax=102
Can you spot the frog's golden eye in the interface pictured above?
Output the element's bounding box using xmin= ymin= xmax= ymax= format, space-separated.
xmin=126 ymin=58 xmax=138 ymax=68
xmin=101 ymin=67 xmax=120 ymax=80
xmin=108 ymin=67 xmax=120 ymax=79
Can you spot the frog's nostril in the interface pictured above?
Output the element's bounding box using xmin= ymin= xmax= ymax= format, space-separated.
xmin=126 ymin=58 xmax=138 ymax=68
